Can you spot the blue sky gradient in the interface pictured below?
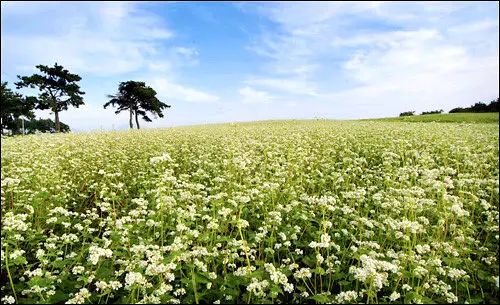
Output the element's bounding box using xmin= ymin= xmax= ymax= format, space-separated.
xmin=1 ymin=1 xmax=499 ymax=131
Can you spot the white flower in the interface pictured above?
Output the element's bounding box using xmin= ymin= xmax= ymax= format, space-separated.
xmin=1 ymin=295 xmax=15 ymax=304
xmin=294 ymin=268 xmax=312 ymax=279
xmin=9 ymin=249 xmax=25 ymax=260
xmin=72 ymin=266 xmax=85 ymax=275
xmin=389 ymin=291 xmax=400 ymax=301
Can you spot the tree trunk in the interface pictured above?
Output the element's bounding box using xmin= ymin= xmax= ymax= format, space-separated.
xmin=129 ymin=108 xmax=134 ymax=129
xmin=55 ymin=111 xmax=60 ymax=133
xmin=135 ymin=110 xmax=140 ymax=129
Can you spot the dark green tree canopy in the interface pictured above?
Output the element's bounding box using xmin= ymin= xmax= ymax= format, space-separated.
xmin=104 ymin=80 xmax=171 ymax=129
xmin=1 ymin=82 xmax=35 ymax=131
xmin=15 ymin=62 xmax=85 ymax=132
xmin=24 ymin=118 xmax=70 ymax=133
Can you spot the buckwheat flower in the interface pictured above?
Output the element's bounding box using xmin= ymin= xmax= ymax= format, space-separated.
xmin=109 ymin=281 xmax=123 ymax=290
xmin=173 ymin=288 xmax=186 ymax=296
xmin=125 ymin=272 xmax=146 ymax=289
xmin=72 ymin=266 xmax=85 ymax=275
xmin=295 ymin=249 xmax=303 ymax=255
xmin=317 ymin=253 xmax=324 ymax=265
xmin=9 ymin=249 xmax=25 ymax=260
xmin=47 ymin=217 xmax=58 ymax=224
xmin=95 ymin=281 xmax=109 ymax=292
xmin=36 ymin=249 xmax=45 ymax=259
xmin=301 ymin=292 xmax=309 ymax=298
xmin=413 ymin=266 xmax=428 ymax=278
xmin=246 ymin=278 xmax=269 ymax=297
xmin=448 ymin=268 xmax=468 ymax=280
xmin=335 ymin=291 xmax=358 ymax=303
xmin=237 ymin=219 xmax=249 ymax=228
xmin=289 ymin=263 xmax=299 ymax=271
xmin=1 ymin=295 xmax=15 ymax=304
xmin=402 ymin=284 xmax=412 ymax=291
xmin=294 ymin=268 xmax=312 ymax=279
xmin=389 ymin=291 xmax=400 ymax=301
xmin=208 ymin=272 xmax=217 ymax=280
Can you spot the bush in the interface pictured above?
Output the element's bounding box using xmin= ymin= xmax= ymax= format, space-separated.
xmin=399 ymin=111 xmax=415 ymax=117
xmin=421 ymin=109 xmax=443 ymax=115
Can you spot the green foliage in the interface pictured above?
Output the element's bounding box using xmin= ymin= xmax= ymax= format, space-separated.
xmin=24 ymin=118 xmax=71 ymax=133
xmin=421 ymin=109 xmax=444 ymax=115
xmin=1 ymin=120 xmax=498 ymax=304
xmin=15 ymin=62 xmax=85 ymax=133
xmin=1 ymin=82 xmax=35 ymax=132
xmin=399 ymin=111 xmax=415 ymax=117
xmin=104 ymin=80 xmax=171 ymax=129
xmin=449 ymin=98 xmax=499 ymax=113
xmin=368 ymin=112 xmax=499 ymax=123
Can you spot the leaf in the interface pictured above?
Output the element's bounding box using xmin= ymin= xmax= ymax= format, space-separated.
xmin=302 ymin=255 xmax=316 ymax=267
xmin=310 ymin=294 xmax=330 ymax=304
xmin=419 ymin=295 xmax=437 ymax=304
xmin=270 ymin=285 xmax=283 ymax=295
xmin=404 ymin=292 xmax=420 ymax=304
xmin=469 ymin=296 xmax=484 ymax=304
xmin=195 ymin=272 xmax=211 ymax=284
xmin=96 ymin=262 xmax=114 ymax=278
xmin=314 ymin=266 xmax=325 ymax=275
xmin=49 ymin=290 xmax=68 ymax=304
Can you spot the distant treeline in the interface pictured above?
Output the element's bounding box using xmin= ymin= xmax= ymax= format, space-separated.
xmin=2 ymin=117 xmax=70 ymax=135
xmin=449 ymin=98 xmax=499 ymax=113
xmin=400 ymin=98 xmax=499 ymax=117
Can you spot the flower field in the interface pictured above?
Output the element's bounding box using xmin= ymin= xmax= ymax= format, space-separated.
xmin=1 ymin=120 xmax=498 ymax=304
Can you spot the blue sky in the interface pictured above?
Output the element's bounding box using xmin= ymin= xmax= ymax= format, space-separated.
xmin=1 ymin=1 xmax=499 ymax=131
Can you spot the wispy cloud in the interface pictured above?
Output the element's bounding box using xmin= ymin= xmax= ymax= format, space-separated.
xmin=1 ymin=1 xmax=221 ymax=130
xmin=149 ymin=77 xmax=220 ymax=103
xmin=241 ymin=1 xmax=499 ymax=117
xmin=1 ymin=1 xmax=498 ymax=130
xmin=239 ymin=86 xmax=276 ymax=104
xmin=1 ymin=2 xmax=175 ymax=76
xmin=245 ymin=77 xmax=318 ymax=96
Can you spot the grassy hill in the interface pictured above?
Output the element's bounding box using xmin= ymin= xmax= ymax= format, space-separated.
xmin=363 ymin=112 xmax=499 ymax=124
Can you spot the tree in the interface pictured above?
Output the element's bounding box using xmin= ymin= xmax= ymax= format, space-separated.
xmin=15 ymin=63 xmax=85 ymax=133
xmin=449 ymin=107 xmax=466 ymax=113
xmin=1 ymin=82 xmax=35 ymax=133
xmin=24 ymin=118 xmax=70 ymax=133
xmin=104 ymin=81 xmax=171 ymax=129
xmin=421 ymin=109 xmax=444 ymax=115
xmin=399 ymin=111 xmax=415 ymax=117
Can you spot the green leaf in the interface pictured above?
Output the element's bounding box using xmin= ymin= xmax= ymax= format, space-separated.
xmin=419 ymin=295 xmax=436 ymax=304
xmin=469 ymin=296 xmax=484 ymax=304
xmin=303 ymin=255 xmax=316 ymax=267
xmin=310 ymin=294 xmax=330 ymax=304
xmin=404 ymin=292 xmax=420 ymax=304
xmin=315 ymin=266 xmax=325 ymax=275
xmin=49 ymin=290 xmax=68 ymax=304
xmin=270 ymin=285 xmax=283 ymax=295
xmin=195 ymin=272 xmax=211 ymax=284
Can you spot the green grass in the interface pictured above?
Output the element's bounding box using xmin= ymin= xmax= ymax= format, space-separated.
xmin=363 ymin=112 xmax=499 ymax=124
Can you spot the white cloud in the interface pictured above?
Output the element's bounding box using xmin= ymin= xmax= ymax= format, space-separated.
xmin=242 ymin=1 xmax=499 ymax=118
xmin=239 ymin=86 xmax=276 ymax=104
xmin=149 ymin=77 xmax=220 ymax=103
xmin=245 ymin=77 xmax=318 ymax=96
xmin=1 ymin=2 xmax=174 ymax=77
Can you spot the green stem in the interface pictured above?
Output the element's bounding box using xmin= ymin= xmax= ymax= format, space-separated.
xmin=5 ymin=244 xmax=19 ymax=304
xmin=192 ymin=268 xmax=199 ymax=304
